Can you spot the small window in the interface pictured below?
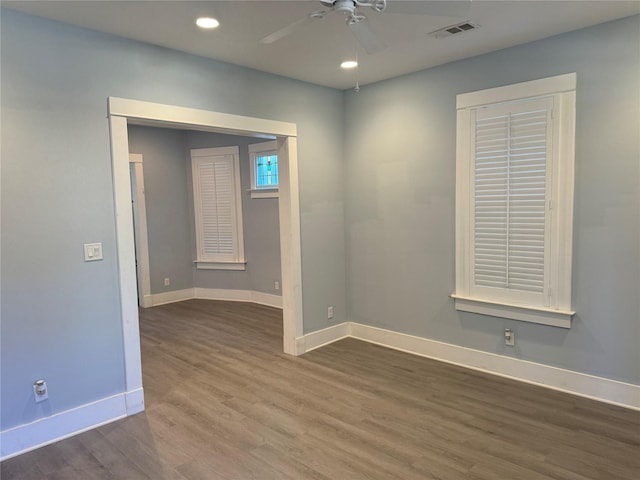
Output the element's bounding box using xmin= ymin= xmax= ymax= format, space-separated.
xmin=452 ymin=73 xmax=577 ymax=328
xmin=249 ymin=141 xmax=278 ymax=198
xmin=191 ymin=146 xmax=246 ymax=270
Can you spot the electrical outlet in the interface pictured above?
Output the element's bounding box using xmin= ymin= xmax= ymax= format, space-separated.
xmin=164 ymin=278 xmax=170 ymax=287
xmin=33 ymin=380 xmax=48 ymax=403
xmin=504 ymin=328 xmax=515 ymax=346
xmin=327 ymin=306 xmax=334 ymax=319
xmin=274 ymin=280 xmax=280 ymax=290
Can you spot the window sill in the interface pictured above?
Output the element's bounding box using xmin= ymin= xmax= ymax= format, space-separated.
xmin=249 ymin=188 xmax=279 ymax=199
xmin=450 ymin=294 xmax=575 ymax=328
xmin=195 ymin=261 xmax=246 ymax=271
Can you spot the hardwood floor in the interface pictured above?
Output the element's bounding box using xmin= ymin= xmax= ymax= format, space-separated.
xmin=2 ymin=299 xmax=639 ymax=479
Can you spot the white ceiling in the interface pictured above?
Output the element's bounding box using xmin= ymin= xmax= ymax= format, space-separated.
xmin=3 ymin=0 xmax=639 ymax=89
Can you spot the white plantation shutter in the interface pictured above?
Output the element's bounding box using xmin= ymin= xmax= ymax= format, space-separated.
xmin=471 ymin=97 xmax=552 ymax=306
xmin=192 ymin=147 xmax=244 ymax=265
xmin=455 ymin=74 xmax=576 ymax=326
xmin=198 ymin=159 xmax=235 ymax=257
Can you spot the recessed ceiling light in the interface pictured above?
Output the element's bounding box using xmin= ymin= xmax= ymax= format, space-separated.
xmin=341 ymin=60 xmax=358 ymax=69
xmin=196 ymin=17 xmax=220 ymax=29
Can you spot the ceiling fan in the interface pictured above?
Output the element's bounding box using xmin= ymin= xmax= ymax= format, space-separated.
xmin=260 ymin=0 xmax=472 ymax=54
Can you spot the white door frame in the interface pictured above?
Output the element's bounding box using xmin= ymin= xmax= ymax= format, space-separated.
xmin=129 ymin=154 xmax=152 ymax=308
xmin=108 ymin=97 xmax=304 ymax=414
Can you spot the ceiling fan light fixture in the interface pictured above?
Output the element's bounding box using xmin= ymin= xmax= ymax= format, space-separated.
xmin=196 ymin=17 xmax=220 ymax=29
xmin=341 ymin=60 xmax=358 ymax=69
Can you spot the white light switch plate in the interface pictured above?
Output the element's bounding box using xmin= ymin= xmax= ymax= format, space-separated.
xmin=84 ymin=243 xmax=103 ymax=261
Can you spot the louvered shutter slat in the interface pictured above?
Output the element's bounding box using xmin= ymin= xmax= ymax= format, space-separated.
xmin=195 ymin=155 xmax=238 ymax=260
xmin=473 ymin=100 xmax=549 ymax=295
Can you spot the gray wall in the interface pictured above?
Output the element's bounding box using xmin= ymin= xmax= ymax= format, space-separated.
xmin=127 ymin=127 xmax=194 ymax=294
xmin=185 ymin=131 xmax=282 ymax=295
xmin=1 ymin=9 xmax=346 ymax=431
xmin=344 ymin=15 xmax=640 ymax=385
xmin=127 ymin=126 xmax=282 ymax=296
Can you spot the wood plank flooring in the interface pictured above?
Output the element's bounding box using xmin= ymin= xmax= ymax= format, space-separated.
xmin=2 ymin=299 xmax=639 ymax=479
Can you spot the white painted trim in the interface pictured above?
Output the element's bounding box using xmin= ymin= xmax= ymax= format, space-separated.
xmin=451 ymin=295 xmax=574 ymax=328
xmin=455 ymin=106 xmax=471 ymax=298
xmin=195 ymin=288 xmax=282 ymax=309
xmin=141 ymin=294 xmax=153 ymax=309
xmin=129 ymin=156 xmax=152 ymax=308
xmin=191 ymin=145 xmax=239 ymax=157
xmin=250 ymin=291 xmax=283 ymax=309
xmin=250 ymin=189 xmax=279 ymax=199
xmin=457 ymin=73 xmax=577 ymax=109
xmin=278 ymin=137 xmax=304 ymax=355
xmin=109 ymin=116 xmax=144 ymax=399
xmin=248 ymin=140 xmax=278 ymax=155
xmin=552 ymin=89 xmax=576 ymax=310
xmin=299 ymin=323 xmax=351 ymax=352
xmin=124 ymin=388 xmax=145 ymax=415
xmin=193 ymin=287 xmax=250 ymax=303
xmin=195 ymin=261 xmax=247 ymax=271
xmin=108 ymin=99 xmax=304 ymax=453
xmin=148 ymin=288 xmax=283 ymax=309
xmin=150 ymin=288 xmax=195 ymax=306
xmin=108 ymin=97 xmax=297 ymax=138
xmin=299 ymin=322 xmax=640 ymax=411
xmin=0 ymin=392 xmax=133 ymax=461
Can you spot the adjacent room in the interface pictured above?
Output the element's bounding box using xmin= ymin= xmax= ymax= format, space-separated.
xmin=1 ymin=1 xmax=639 ymax=479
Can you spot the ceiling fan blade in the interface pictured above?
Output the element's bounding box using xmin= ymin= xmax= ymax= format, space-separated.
xmin=349 ymin=18 xmax=387 ymax=54
xmin=260 ymin=11 xmax=325 ymax=45
xmin=383 ymin=0 xmax=472 ymax=17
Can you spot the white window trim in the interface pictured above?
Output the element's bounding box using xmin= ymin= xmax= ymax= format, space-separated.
xmin=453 ymin=73 xmax=577 ymax=328
xmin=194 ymin=261 xmax=246 ymax=271
xmin=191 ymin=145 xmax=246 ymax=270
xmin=249 ymin=140 xmax=279 ymax=199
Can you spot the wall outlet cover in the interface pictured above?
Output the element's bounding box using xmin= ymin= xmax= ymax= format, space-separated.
xmin=83 ymin=243 xmax=103 ymax=262
xmin=33 ymin=381 xmax=49 ymax=403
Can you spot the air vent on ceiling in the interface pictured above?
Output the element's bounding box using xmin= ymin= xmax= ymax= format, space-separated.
xmin=430 ymin=21 xmax=479 ymax=39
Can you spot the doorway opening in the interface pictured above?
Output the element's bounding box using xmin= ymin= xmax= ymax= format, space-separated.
xmin=108 ymin=97 xmax=304 ymax=415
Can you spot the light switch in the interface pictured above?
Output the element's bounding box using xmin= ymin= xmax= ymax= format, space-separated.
xmin=84 ymin=243 xmax=103 ymax=261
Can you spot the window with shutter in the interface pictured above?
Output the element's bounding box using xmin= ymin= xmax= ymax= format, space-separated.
xmin=471 ymin=97 xmax=551 ymax=306
xmin=191 ymin=146 xmax=246 ymax=270
xmin=453 ymin=74 xmax=576 ymax=328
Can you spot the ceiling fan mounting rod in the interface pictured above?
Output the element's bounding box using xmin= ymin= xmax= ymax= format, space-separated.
xmin=320 ymin=0 xmax=387 ymax=15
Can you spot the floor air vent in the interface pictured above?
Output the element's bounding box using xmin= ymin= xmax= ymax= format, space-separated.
xmin=430 ymin=21 xmax=479 ymax=39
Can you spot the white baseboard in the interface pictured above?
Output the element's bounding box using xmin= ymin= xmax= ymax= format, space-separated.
xmin=141 ymin=295 xmax=153 ymax=308
xmin=298 ymin=323 xmax=351 ymax=353
xmin=193 ymin=287 xmax=251 ymax=303
xmin=125 ymin=388 xmax=145 ymax=415
xmin=300 ymin=322 xmax=640 ymax=411
xmin=149 ymin=288 xmax=283 ymax=309
xmin=0 ymin=389 xmax=143 ymax=461
xmin=149 ymin=288 xmax=194 ymax=306
xmin=249 ymin=290 xmax=283 ymax=309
